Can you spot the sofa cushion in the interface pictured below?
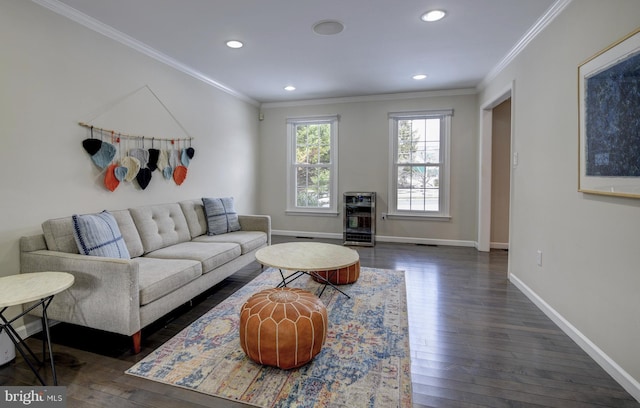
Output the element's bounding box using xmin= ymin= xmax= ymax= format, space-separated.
xmin=111 ymin=210 xmax=145 ymax=258
xmin=192 ymin=231 xmax=267 ymax=255
xmin=202 ymin=197 xmax=241 ymax=235
xmin=179 ymin=199 xmax=208 ymax=238
xmin=144 ymin=242 xmax=241 ymax=274
xmin=132 ymin=257 xmax=202 ymax=306
xmin=42 ymin=210 xmax=143 ymax=257
xmin=72 ymin=211 xmax=130 ymax=259
xmin=129 ymin=203 xmax=191 ymax=254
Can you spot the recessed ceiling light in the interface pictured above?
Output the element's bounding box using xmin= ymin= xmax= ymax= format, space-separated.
xmin=312 ymin=20 xmax=345 ymax=35
xmin=421 ymin=10 xmax=446 ymax=22
xmin=413 ymin=74 xmax=427 ymax=80
xmin=284 ymin=85 xmax=296 ymax=91
xmin=226 ymin=40 xmax=244 ymax=49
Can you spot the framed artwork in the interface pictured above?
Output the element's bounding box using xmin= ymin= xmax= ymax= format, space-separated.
xmin=578 ymin=28 xmax=640 ymax=198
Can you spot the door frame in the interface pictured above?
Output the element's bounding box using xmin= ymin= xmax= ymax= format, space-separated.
xmin=477 ymin=81 xmax=514 ymax=252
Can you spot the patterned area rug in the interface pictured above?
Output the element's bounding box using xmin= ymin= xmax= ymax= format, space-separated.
xmin=126 ymin=267 xmax=412 ymax=408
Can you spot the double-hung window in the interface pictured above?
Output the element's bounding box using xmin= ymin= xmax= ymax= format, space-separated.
xmin=388 ymin=110 xmax=452 ymax=218
xmin=286 ymin=115 xmax=338 ymax=214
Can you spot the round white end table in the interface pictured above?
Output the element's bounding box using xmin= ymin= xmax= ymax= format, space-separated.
xmin=0 ymin=271 xmax=74 ymax=385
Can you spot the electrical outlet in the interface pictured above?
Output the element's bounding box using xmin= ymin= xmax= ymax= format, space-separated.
xmin=381 ymin=212 xmax=387 ymax=220
xmin=536 ymin=250 xmax=542 ymax=266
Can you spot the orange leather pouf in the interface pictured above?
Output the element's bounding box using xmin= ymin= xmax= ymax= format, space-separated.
xmin=239 ymin=287 xmax=327 ymax=369
xmin=311 ymin=260 xmax=360 ymax=285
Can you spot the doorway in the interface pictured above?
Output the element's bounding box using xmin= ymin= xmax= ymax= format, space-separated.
xmin=478 ymin=85 xmax=513 ymax=252
xmin=490 ymin=99 xmax=511 ymax=249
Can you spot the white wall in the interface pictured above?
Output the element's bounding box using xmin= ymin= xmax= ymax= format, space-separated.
xmin=0 ymin=0 xmax=260 ymax=288
xmin=258 ymin=92 xmax=478 ymax=245
xmin=480 ymin=0 xmax=640 ymax=397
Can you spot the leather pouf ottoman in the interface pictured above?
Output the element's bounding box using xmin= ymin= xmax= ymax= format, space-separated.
xmin=311 ymin=260 xmax=360 ymax=285
xmin=239 ymin=287 xmax=327 ymax=369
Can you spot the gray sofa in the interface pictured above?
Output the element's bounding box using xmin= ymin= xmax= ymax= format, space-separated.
xmin=19 ymin=199 xmax=270 ymax=353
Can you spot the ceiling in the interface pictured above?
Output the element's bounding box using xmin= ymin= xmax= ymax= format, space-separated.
xmin=44 ymin=0 xmax=558 ymax=104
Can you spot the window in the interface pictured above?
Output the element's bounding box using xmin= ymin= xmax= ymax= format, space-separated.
xmin=286 ymin=115 xmax=338 ymax=214
xmin=389 ymin=110 xmax=452 ymax=218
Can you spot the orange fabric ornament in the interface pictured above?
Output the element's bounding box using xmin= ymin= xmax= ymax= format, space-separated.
xmin=173 ymin=165 xmax=188 ymax=185
xmin=104 ymin=163 xmax=120 ymax=192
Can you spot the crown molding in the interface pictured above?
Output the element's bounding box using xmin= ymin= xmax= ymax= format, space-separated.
xmin=31 ymin=0 xmax=259 ymax=107
xmin=478 ymin=0 xmax=573 ymax=91
xmin=261 ymin=88 xmax=477 ymax=109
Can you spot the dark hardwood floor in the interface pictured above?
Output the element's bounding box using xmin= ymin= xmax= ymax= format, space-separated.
xmin=1 ymin=236 xmax=638 ymax=407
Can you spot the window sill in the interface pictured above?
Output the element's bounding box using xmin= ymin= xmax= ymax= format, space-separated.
xmin=386 ymin=212 xmax=451 ymax=221
xmin=285 ymin=210 xmax=340 ymax=217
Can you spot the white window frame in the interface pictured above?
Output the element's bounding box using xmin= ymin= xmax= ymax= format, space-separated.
xmin=286 ymin=115 xmax=339 ymax=215
xmin=388 ymin=109 xmax=452 ymax=219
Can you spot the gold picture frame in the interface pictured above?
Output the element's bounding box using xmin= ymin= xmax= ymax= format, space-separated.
xmin=578 ymin=27 xmax=640 ymax=198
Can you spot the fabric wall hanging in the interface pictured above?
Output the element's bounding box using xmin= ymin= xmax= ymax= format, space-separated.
xmin=79 ymin=85 xmax=195 ymax=192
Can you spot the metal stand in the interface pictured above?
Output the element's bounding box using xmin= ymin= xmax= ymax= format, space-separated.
xmin=0 ymin=295 xmax=58 ymax=385
xmin=277 ymin=269 xmax=351 ymax=299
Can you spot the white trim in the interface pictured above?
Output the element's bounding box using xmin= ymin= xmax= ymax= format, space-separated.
xmin=478 ymin=82 xmax=514 ymax=252
xmin=262 ymin=89 xmax=477 ymax=109
xmin=509 ymin=273 xmax=640 ymax=402
xmin=31 ymin=0 xmax=259 ymax=106
xmin=9 ymin=318 xmax=57 ymax=340
xmin=478 ymin=0 xmax=573 ymax=91
xmin=385 ymin=213 xmax=451 ymax=221
xmin=388 ymin=109 xmax=454 ymax=119
xmin=272 ymin=231 xmax=476 ymax=247
xmin=284 ymin=210 xmax=339 ymax=217
xmin=490 ymin=242 xmax=509 ymax=250
xmin=388 ymin=111 xmax=452 ymax=218
xmin=286 ymin=115 xmax=339 ymax=124
xmin=286 ymin=115 xmax=339 ymax=214
xmin=376 ymin=235 xmax=475 ymax=247
xmin=273 ymin=230 xmax=342 ymax=240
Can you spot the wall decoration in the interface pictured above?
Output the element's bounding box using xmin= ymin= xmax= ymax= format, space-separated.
xmin=79 ymin=85 xmax=195 ymax=192
xmin=579 ymin=28 xmax=640 ymax=198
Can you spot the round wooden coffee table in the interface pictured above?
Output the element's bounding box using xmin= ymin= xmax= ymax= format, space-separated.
xmin=255 ymin=242 xmax=359 ymax=298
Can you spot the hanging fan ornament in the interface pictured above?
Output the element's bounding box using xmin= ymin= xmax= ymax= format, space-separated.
xmin=120 ymin=137 xmax=140 ymax=182
xmin=131 ymin=137 xmax=152 ymax=190
xmin=90 ymin=129 xmax=116 ymax=169
xmin=181 ymin=139 xmax=195 ymax=167
xmin=104 ymin=133 xmax=121 ymax=192
xmin=113 ymin=134 xmax=128 ymax=182
xmin=173 ymin=165 xmax=188 ymax=185
xmin=82 ymin=127 xmax=116 ymax=169
xmin=157 ymin=140 xmax=170 ymax=178
xmin=173 ymin=139 xmax=188 ymax=185
xmin=163 ymin=139 xmax=177 ymax=180
xmin=82 ymin=126 xmax=102 ymax=155
xmin=148 ymin=138 xmax=160 ymax=171
xmin=186 ymin=139 xmax=195 ymax=159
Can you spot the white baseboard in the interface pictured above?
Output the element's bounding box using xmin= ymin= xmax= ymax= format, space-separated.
xmin=509 ymin=273 xmax=640 ymax=402
xmin=490 ymin=242 xmax=509 ymax=250
xmin=376 ymin=235 xmax=476 ymax=247
xmin=272 ymin=230 xmax=476 ymax=247
xmin=273 ymin=230 xmax=342 ymax=240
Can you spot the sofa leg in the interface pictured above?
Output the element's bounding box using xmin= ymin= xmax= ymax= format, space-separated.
xmin=132 ymin=331 xmax=142 ymax=354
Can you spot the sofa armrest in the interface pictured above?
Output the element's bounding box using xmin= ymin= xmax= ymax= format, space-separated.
xmin=20 ymin=248 xmax=141 ymax=336
xmin=238 ymin=215 xmax=271 ymax=245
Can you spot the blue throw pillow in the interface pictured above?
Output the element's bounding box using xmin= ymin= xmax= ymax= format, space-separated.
xmin=202 ymin=197 xmax=241 ymax=235
xmin=72 ymin=210 xmax=130 ymax=259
